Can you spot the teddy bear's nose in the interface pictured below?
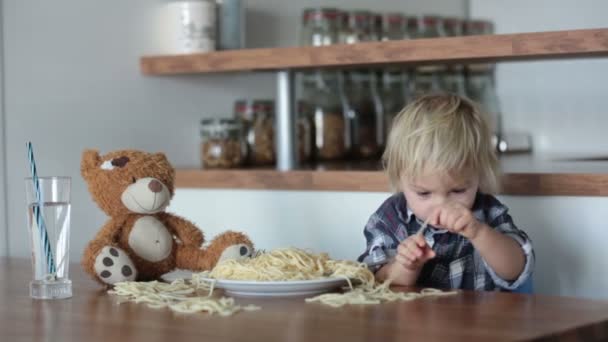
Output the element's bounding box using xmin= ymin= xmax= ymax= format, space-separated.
xmin=148 ymin=180 xmax=163 ymax=193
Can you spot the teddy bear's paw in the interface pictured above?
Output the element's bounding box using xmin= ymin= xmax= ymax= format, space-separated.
xmin=216 ymin=243 xmax=253 ymax=265
xmin=94 ymin=246 xmax=137 ymax=284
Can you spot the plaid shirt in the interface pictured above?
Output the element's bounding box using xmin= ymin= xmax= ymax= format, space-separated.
xmin=358 ymin=193 xmax=535 ymax=291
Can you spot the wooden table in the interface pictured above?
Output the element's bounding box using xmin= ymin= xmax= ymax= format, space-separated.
xmin=2 ymin=258 xmax=608 ymax=342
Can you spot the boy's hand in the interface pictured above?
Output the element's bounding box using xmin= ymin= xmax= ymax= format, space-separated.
xmin=428 ymin=202 xmax=484 ymax=240
xmin=395 ymin=234 xmax=436 ymax=271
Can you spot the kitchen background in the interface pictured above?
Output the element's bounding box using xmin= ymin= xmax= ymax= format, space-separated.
xmin=1 ymin=0 xmax=607 ymax=299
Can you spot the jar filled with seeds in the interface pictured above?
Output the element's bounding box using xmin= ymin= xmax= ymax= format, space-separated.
xmin=200 ymin=118 xmax=245 ymax=169
xmin=302 ymin=71 xmax=346 ymax=161
xmin=248 ymin=100 xmax=275 ymax=166
xmin=234 ymin=99 xmax=275 ymax=166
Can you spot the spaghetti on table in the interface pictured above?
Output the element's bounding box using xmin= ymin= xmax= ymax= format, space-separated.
xmin=109 ymin=248 xmax=457 ymax=314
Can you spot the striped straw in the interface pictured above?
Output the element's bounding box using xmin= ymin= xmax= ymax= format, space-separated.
xmin=27 ymin=142 xmax=55 ymax=275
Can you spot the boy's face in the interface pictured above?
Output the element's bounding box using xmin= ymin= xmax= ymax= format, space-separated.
xmin=401 ymin=169 xmax=479 ymax=222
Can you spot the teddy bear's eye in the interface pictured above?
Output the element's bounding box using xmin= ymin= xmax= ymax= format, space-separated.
xmin=111 ymin=156 xmax=129 ymax=168
xmin=131 ymin=177 xmax=137 ymax=184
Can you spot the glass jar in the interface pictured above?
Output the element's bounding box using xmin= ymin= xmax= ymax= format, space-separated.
xmin=443 ymin=17 xmax=463 ymax=37
xmin=302 ymin=71 xmax=347 ymax=161
xmin=411 ymin=15 xmax=444 ymax=39
xmin=371 ymin=13 xmax=382 ymax=41
xmin=410 ymin=69 xmax=444 ymax=100
xmin=339 ymin=10 xmax=373 ymax=44
xmin=344 ymin=70 xmax=381 ymax=158
xmin=200 ymin=118 xmax=246 ymax=169
xmin=380 ymin=71 xmax=406 ymax=140
xmin=234 ymin=99 xmax=275 ymax=166
xmin=381 ymin=13 xmax=406 ymax=41
xmin=405 ymin=16 xmax=420 ymax=39
xmin=464 ymin=19 xmax=494 ymax=36
xmin=300 ymin=8 xmax=340 ymax=46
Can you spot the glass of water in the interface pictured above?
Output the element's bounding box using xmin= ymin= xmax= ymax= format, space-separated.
xmin=24 ymin=176 xmax=72 ymax=299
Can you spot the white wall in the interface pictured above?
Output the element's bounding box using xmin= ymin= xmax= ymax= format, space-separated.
xmin=173 ymin=190 xmax=608 ymax=300
xmin=2 ymin=0 xmax=465 ymax=259
xmin=0 ymin=1 xmax=6 ymax=257
xmin=471 ymin=0 xmax=608 ymax=156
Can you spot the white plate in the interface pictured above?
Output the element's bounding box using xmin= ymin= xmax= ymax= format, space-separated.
xmin=204 ymin=277 xmax=348 ymax=297
xmin=161 ymin=270 xmax=348 ymax=297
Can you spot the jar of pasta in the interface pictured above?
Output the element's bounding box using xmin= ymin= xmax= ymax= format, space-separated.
xmin=302 ymin=71 xmax=346 ymax=161
xmin=200 ymin=118 xmax=245 ymax=169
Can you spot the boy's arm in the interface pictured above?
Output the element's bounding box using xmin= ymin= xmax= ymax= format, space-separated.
xmin=472 ymin=211 xmax=535 ymax=289
xmin=471 ymin=224 xmax=525 ymax=280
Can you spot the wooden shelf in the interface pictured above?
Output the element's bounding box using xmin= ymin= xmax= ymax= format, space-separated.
xmin=175 ymin=156 xmax=608 ymax=196
xmin=141 ymin=28 xmax=608 ymax=75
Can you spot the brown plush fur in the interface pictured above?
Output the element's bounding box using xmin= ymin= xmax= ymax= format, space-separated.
xmin=81 ymin=149 xmax=253 ymax=285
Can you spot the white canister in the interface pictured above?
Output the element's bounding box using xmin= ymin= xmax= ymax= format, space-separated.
xmin=166 ymin=1 xmax=216 ymax=53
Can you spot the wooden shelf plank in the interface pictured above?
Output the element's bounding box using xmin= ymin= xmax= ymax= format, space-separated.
xmin=141 ymin=28 xmax=608 ymax=75
xmin=175 ymin=169 xmax=608 ymax=196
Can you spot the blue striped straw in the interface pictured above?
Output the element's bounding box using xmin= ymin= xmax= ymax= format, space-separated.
xmin=27 ymin=142 xmax=55 ymax=275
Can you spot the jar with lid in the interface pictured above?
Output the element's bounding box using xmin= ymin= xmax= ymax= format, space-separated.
xmin=381 ymin=13 xmax=407 ymax=41
xmin=300 ymin=8 xmax=340 ymax=46
xmin=302 ymin=71 xmax=347 ymax=161
xmin=405 ymin=16 xmax=420 ymax=39
xmin=233 ymin=99 xmax=275 ymax=165
xmin=371 ymin=13 xmax=383 ymax=41
xmin=443 ymin=17 xmax=463 ymax=37
xmin=410 ymin=15 xmax=444 ymax=39
xmin=343 ymin=70 xmax=381 ymax=158
xmin=338 ymin=10 xmax=373 ymax=44
xmin=464 ymin=19 xmax=494 ymax=36
xmin=200 ymin=118 xmax=246 ymax=169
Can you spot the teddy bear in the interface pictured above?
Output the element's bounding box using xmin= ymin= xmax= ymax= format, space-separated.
xmin=80 ymin=149 xmax=254 ymax=286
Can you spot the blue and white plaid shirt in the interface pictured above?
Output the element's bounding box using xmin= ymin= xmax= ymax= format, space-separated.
xmin=358 ymin=192 xmax=535 ymax=291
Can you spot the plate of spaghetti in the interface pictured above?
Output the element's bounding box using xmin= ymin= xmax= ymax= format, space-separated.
xmin=193 ymin=248 xmax=373 ymax=297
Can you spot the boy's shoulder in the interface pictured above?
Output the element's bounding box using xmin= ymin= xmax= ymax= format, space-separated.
xmin=373 ymin=193 xmax=408 ymax=219
xmin=377 ymin=192 xmax=405 ymax=210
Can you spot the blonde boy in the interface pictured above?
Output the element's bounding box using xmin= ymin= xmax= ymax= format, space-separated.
xmin=358 ymin=94 xmax=534 ymax=290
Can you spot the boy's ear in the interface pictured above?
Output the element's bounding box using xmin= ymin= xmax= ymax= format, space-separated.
xmin=81 ymin=149 xmax=101 ymax=180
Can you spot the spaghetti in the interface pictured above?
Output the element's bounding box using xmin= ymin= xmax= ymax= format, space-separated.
xmin=109 ymin=248 xmax=457 ymax=314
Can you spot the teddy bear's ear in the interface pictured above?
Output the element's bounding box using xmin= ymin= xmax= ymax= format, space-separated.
xmin=81 ymin=149 xmax=101 ymax=180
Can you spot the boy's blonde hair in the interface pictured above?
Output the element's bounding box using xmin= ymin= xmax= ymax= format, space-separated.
xmin=383 ymin=94 xmax=500 ymax=194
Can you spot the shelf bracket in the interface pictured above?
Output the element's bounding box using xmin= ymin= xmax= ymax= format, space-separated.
xmin=276 ymin=70 xmax=296 ymax=171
